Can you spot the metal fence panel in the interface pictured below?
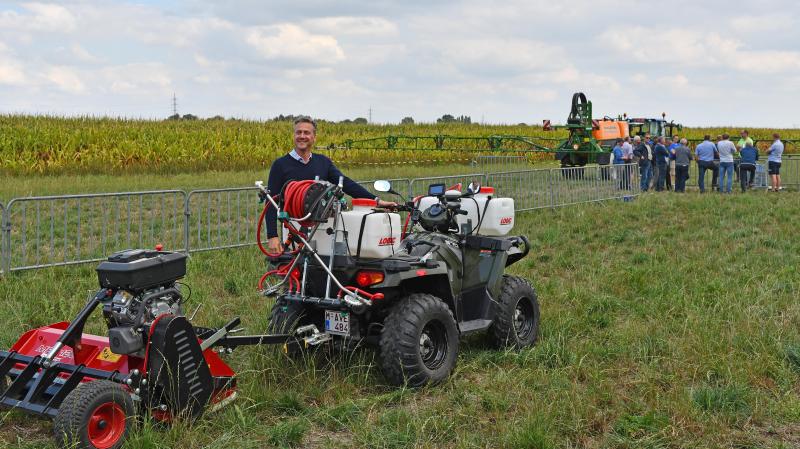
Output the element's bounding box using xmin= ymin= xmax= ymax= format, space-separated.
xmin=486 ymin=168 xmax=553 ymax=211
xmin=4 ymin=191 xmax=186 ymax=272
xmin=550 ymin=164 xmax=639 ymax=207
xmin=185 ymin=187 xmax=263 ymax=253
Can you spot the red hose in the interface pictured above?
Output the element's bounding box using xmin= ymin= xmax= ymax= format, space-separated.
xmin=258 ymin=260 xmax=300 ymax=293
xmin=338 ymin=286 xmax=384 ymax=301
xmin=283 ymin=180 xmax=316 ymax=226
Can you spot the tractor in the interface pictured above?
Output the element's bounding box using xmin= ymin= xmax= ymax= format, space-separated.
xmin=543 ymin=92 xmax=629 ymax=169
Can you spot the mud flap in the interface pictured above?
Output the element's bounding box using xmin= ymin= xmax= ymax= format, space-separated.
xmin=146 ymin=315 xmax=213 ymax=420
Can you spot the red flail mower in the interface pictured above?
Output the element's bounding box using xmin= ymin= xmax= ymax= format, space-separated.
xmin=0 ymin=249 xmax=319 ymax=449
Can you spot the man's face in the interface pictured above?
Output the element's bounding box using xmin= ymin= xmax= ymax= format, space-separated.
xmin=293 ymin=122 xmax=316 ymax=152
xmin=645 ymin=133 xmax=651 ymax=140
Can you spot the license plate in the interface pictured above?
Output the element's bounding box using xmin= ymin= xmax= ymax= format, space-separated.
xmin=325 ymin=310 xmax=350 ymax=336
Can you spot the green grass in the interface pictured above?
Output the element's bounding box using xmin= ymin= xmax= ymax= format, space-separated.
xmin=1 ymin=189 xmax=799 ymax=448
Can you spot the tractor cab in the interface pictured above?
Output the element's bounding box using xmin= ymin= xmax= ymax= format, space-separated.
xmin=623 ymin=113 xmax=682 ymax=138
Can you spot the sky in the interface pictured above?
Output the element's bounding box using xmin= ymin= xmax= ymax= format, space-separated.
xmin=1 ymin=0 xmax=799 ymax=127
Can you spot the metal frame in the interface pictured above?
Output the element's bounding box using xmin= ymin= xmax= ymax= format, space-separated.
xmin=184 ymin=187 xmax=260 ymax=254
xmin=2 ymin=190 xmax=186 ymax=273
xmin=7 ymin=155 xmax=800 ymax=275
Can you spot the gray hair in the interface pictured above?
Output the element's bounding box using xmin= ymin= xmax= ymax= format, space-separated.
xmin=633 ymin=135 xmax=641 ymax=142
xmin=293 ymin=116 xmax=317 ymax=131
xmin=680 ymin=138 xmax=688 ymax=145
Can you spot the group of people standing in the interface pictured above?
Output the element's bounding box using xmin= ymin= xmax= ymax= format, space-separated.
xmin=612 ymin=130 xmax=785 ymax=193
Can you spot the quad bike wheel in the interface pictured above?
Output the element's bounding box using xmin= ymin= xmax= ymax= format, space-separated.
xmin=268 ymin=297 xmax=309 ymax=357
xmin=53 ymin=380 xmax=135 ymax=449
xmin=379 ymin=293 xmax=459 ymax=387
xmin=489 ymin=275 xmax=540 ymax=349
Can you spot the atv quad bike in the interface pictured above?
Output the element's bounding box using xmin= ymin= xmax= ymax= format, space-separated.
xmin=259 ymin=178 xmax=540 ymax=387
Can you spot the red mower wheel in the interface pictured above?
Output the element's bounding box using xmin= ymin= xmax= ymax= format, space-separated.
xmin=87 ymin=402 xmax=126 ymax=448
xmin=54 ymin=380 xmax=134 ymax=449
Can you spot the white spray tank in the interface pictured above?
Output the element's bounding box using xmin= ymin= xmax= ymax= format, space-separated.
xmin=312 ymin=199 xmax=401 ymax=258
xmin=456 ymin=187 xmax=515 ymax=236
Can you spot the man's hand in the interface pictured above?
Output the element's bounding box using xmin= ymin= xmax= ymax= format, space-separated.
xmin=268 ymin=237 xmax=282 ymax=255
xmin=377 ymin=199 xmax=398 ymax=208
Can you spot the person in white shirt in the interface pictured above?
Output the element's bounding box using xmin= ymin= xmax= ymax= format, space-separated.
xmin=766 ymin=133 xmax=784 ymax=191
xmin=716 ymin=134 xmax=737 ymax=193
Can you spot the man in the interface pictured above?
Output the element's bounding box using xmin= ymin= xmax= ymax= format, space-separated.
xmin=735 ymin=130 xmax=753 ymax=183
xmin=711 ymin=135 xmax=721 ymax=191
xmin=632 ymin=135 xmax=652 ymax=192
xmin=612 ymin=138 xmax=626 ymax=189
xmin=695 ymin=135 xmax=716 ymax=193
xmin=716 ymin=133 xmax=737 ymax=193
xmin=266 ymin=117 xmax=395 ymax=254
xmin=667 ymin=135 xmax=680 ymax=190
xmin=736 ymin=130 xmax=754 ymax=150
xmin=673 ymin=138 xmax=693 ymax=193
xmin=653 ymin=136 xmax=669 ymax=191
xmin=621 ymin=136 xmax=634 ymax=190
xmin=622 ymin=136 xmax=634 ymax=162
xmin=739 ymin=141 xmax=758 ymax=192
xmin=766 ymin=133 xmax=784 ymax=191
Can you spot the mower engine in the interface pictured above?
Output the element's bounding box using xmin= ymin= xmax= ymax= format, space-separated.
xmin=96 ymin=249 xmax=187 ymax=356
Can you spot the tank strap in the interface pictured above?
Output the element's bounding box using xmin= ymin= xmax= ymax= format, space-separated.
xmin=355 ymin=211 xmax=382 ymax=259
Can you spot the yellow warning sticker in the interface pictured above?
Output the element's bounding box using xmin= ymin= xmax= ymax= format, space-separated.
xmin=97 ymin=347 xmax=122 ymax=363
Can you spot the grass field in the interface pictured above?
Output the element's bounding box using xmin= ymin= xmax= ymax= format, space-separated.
xmin=1 ymin=190 xmax=799 ymax=448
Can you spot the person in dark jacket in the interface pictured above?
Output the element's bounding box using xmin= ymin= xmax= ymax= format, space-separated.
xmin=266 ymin=116 xmax=395 ymax=254
xmin=673 ymin=138 xmax=693 ymax=192
xmin=632 ymin=135 xmax=652 ymax=191
xmin=739 ymin=142 xmax=759 ymax=192
xmin=653 ymin=136 xmax=669 ymax=191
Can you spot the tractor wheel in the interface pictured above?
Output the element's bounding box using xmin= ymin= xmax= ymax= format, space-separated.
xmin=268 ymin=297 xmax=309 ymax=357
xmin=53 ymin=380 xmax=135 ymax=449
xmin=489 ymin=275 xmax=540 ymax=350
xmin=379 ymin=293 xmax=459 ymax=387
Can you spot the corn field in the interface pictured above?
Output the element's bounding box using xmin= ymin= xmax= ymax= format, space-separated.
xmin=1 ymin=115 xmax=797 ymax=175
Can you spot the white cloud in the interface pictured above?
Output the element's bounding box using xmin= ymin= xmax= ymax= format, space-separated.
xmin=0 ymin=2 xmax=77 ymax=33
xmin=302 ymin=16 xmax=397 ymax=36
xmin=99 ymin=63 xmax=172 ymax=93
xmin=46 ymin=66 xmax=85 ymax=93
xmin=729 ymin=14 xmax=794 ymax=32
xmin=443 ymin=38 xmax=565 ymax=74
xmin=246 ymin=24 xmax=345 ymax=64
xmin=600 ymin=26 xmax=800 ymax=74
xmin=70 ymin=44 xmax=99 ymax=63
xmin=0 ymin=43 xmax=26 ymax=85
xmin=0 ymin=0 xmax=799 ymax=126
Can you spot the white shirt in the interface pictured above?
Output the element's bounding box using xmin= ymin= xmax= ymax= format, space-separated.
xmin=289 ymin=149 xmax=311 ymax=164
xmin=716 ymin=140 xmax=737 ymax=163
